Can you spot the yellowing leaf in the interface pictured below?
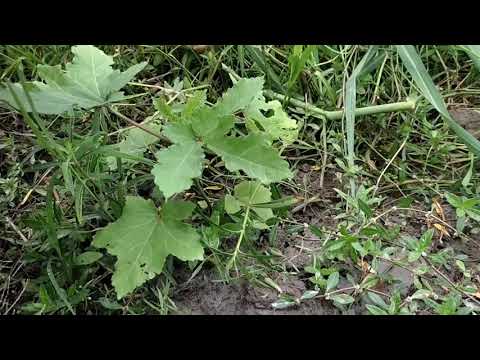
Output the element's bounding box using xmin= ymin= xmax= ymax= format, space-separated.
xmin=433 ymin=223 xmax=450 ymax=237
xmin=432 ymin=197 xmax=446 ymax=220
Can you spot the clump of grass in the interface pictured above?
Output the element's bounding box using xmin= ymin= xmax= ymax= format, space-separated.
xmin=1 ymin=45 xmax=479 ymax=315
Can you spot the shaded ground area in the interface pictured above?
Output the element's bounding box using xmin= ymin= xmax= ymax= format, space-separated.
xmin=449 ymin=108 xmax=480 ymax=139
xmin=172 ymin=164 xmax=344 ymax=314
xmin=172 ymin=269 xmax=339 ymax=315
xmin=169 ymin=162 xmax=480 ymax=315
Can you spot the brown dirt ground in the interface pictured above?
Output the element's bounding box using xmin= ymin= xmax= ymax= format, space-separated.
xmin=170 ymin=160 xmax=480 ymax=315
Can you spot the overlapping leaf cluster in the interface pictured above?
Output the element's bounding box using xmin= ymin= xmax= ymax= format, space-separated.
xmin=97 ymin=76 xmax=298 ymax=298
xmin=0 ymin=45 xmax=299 ymax=300
xmin=152 ymin=77 xmax=297 ymax=199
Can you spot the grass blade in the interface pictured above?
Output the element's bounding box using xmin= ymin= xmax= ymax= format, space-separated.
xmin=459 ymin=45 xmax=480 ymax=72
xmin=345 ymin=46 xmax=380 ymax=193
xmin=47 ymin=260 xmax=76 ymax=315
xmin=245 ymin=46 xmax=284 ymax=93
xmin=396 ymin=45 xmax=480 ymax=157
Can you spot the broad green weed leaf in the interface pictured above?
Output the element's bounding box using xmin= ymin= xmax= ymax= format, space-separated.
xmin=206 ymin=134 xmax=292 ymax=184
xmin=397 ymin=45 xmax=480 ymax=156
xmin=75 ymin=251 xmax=103 ymax=266
xmin=0 ymin=82 xmax=94 ymax=115
xmin=182 ymin=90 xmax=207 ymax=121
xmin=93 ymin=196 xmax=203 ymax=299
xmin=191 ymin=107 xmax=235 ymax=139
xmin=329 ymin=293 xmax=355 ymax=305
xmin=234 ymin=180 xmax=274 ymax=220
xmin=0 ymin=45 xmax=147 ymax=114
xmin=466 ymin=208 xmax=480 ymax=222
xmin=445 ymin=193 xmax=463 ymax=209
xmin=152 ymin=140 xmax=204 ymax=199
xmin=213 ymin=77 xmax=264 ymax=115
xmin=326 ymin=271 xmax=340 ymax=292
xmin=366 ymin=304 xmax=389 ymax=315
xmin=162 ymin=200 xmax=196 ymax=220
xmin=162 ymin=122 xmax=196 ymax=143
xmin=245 ymin=97 xmax=298 ymax=145
xmin=224 ymin=194 xmax=242 ymax=214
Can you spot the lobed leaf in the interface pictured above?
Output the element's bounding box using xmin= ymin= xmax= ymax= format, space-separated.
xmin=93 ymin=196 xmax=203 ymax=299
xmin=0 ymin=45 xmax=147 ymax=114
xmin=206 ymin=134 xmax=292 ymax=184
xmin=152 ymin=140 xmax=204 ymax=199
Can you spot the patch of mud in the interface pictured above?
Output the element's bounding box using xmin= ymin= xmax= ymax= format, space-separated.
xmin=170 ymin=162 xmax=478 ymax=315
xmin=449 ymin=108 xmax=480 ymax=139
xmin=276 ymin=164 xmax=342 ymax=270
xmin=172 ymin=269 xmax=338 ymax=315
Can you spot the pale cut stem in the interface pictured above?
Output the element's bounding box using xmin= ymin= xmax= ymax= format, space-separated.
xmin=227 ymin=206 xmax=251 ymax=273
xmin=221 ymin=63 xmax=417 ymax=121
xmin=263 ymin=90 xmax=417 ymax=121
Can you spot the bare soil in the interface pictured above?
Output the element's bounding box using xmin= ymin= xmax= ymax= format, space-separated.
xmin=170 ymin=163 xmax=480 ymax=315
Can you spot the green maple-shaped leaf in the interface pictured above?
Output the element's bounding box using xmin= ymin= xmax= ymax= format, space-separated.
xmin=0 ymin=45 xmax=147 ymax=114
xmin=234 ymin=180 xmax=274 ymax=220
xmin=182 ymin=90 xmax=208 ymax=121
xmin=213 ymin=77 xmax=264 ymax=115
xmin=162 ymin=122 xmax=196 ymax=143
xmin=151 ymin=140 xmax=204 ymax=199
xmin=93 ymin=196 xmax=203 ymax=299
xmin=245 ymin=97 xmax=298 ymax=145
xmin=191 ymin=107 xmax=235 ymax=140
xmin=206 ymin=134 xmax=292 ymax=184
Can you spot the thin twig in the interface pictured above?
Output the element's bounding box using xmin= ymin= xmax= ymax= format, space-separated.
xmin=373 ymin=137 xmax=408 ymax=195
xmin=5 ymin=217 xmax=28 ymax=242
xmin=424 ymin=258 xmax=480 ymax=306
xmin=4 ymin=280 xmax=28 ymax=315
xmin=109 ymin=106 xmax=171 ymax=144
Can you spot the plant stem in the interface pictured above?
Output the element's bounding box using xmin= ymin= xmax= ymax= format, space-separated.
xmin=424 ymin=258 xmax=480 ymax=307
xmin=221 ymin=63 xmax=416 ymax=121
xmin=109 ymin=106 xmax=171 ymax=144
xmin=228 ymin=206 xmax=251 ymax=272
xmin=263 ymin=90 xmax=416 ymax=120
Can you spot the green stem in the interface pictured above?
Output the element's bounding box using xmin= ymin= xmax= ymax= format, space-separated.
xmin=109 ymin=106 xmax=171 ymax=144
xmin=227 ymin=206 xmax=250 ymax=271
xmin=263 ymin=90 xmax=416 ymax=121
xmin=221 ymin=63 xmax=416 ymax=121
